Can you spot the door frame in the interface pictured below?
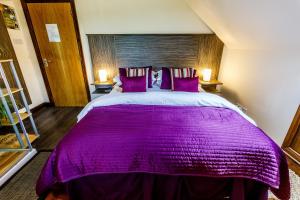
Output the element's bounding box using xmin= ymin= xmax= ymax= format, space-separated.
xmin=20 ymin=0 xmax=91 ymax=104
xmin=282 ymin=105 xmax=300 ymax=175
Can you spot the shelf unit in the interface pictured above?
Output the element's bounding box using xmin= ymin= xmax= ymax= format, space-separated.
xmin=0 ymin=59 xmax=39 ymax=186
xmin=0 ymin=112 xmax=31 ymax=126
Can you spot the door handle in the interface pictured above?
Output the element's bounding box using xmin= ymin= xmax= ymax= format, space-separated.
xmin=42 ymin=58 xmax=52 ymax=67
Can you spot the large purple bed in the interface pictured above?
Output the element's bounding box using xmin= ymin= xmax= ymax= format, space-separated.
xmin=36 ymin=91 xmax=290 ymax=200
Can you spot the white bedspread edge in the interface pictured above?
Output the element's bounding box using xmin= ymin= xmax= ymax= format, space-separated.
xmin=78 ymin=90 xmax=256 ymax=126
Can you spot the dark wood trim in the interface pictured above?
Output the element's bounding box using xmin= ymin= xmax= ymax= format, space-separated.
xmin=282 ymin=105 xmax=300 ymax=175
xmin=20 ymin=0 xmax=91 ymax=103
xmin=31 ymin=102 xmax=53 ymax=113
xmin=282 ymin=105 xmax=300 ymax=147
xmin=69 ymin=0 xmax=91 ymax=102
xmin=286 ymin=155 xmax=300 ymax=176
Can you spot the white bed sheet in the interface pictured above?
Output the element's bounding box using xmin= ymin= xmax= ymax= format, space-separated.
xmin=78 ymin=86 xmax=256 ymax=126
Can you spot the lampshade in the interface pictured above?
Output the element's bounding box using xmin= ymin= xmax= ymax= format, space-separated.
xmin=202 ymin=69 xmax=212 ymax=82
xmin=98 ymin=69 xmax=108 ymax=82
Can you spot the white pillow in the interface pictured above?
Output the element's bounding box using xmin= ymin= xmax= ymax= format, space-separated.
xmin=113 ymin=75 xmax=122 ymax=86
xmin=152 ymin=70 xmax=162 ymax=87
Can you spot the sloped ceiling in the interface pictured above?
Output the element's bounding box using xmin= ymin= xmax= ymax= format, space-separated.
xmin=186 ymin=0 xmax=300 ymax=49
xmin=75 ymin=0 xmax=212 ymax=34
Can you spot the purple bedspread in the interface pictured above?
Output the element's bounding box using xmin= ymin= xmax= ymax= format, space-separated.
xmin=36 ymin=105 xmax=290 ymax=199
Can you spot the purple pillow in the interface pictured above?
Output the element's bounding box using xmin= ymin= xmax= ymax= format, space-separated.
xmin=119 ymin=68 xmax=127 ymax=77
xmin=160 ymin=67 xmax=198 ymax=90
xmin=173 ymin=77 xmax=199 ymax=92
xmin=160 ymin=67 xmax=171 ymax=89
xmin=121 ymin=76 xmax=147 ymax=92
xmin=147 ymin=66 xmax=153 ymax=88
xmin=119 ymin=66 xmax=152 ymax=88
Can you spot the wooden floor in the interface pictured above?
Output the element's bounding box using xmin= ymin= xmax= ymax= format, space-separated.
xmin=32 ymin=106 xmax=82 ymax=151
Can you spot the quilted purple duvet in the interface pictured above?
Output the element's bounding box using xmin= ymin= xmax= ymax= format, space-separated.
xmin=36 ymin=104 xmax=290 ymax=199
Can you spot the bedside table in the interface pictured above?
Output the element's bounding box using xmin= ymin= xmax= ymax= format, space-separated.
xmin=200 ymin=80 xmax=223 ymax=93
xmin=91 ymin=81 xmax=114 ymax=94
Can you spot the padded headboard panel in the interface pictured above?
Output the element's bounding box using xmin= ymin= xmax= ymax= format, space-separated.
xmin=88 ymin=34 xmax=224 ymax=81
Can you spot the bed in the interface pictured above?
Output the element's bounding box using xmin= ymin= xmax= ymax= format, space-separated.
xmin=36 ymin=87 xmax=290 ymax=200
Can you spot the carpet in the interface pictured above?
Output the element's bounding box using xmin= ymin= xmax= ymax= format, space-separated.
xmin=269 ymin=169 xmax=300 ymax=200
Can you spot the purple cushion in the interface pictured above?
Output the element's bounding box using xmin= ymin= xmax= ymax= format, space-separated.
xmin=121 ymin=76 xmax=147 ymax=92
xmin=147 ymin=66 xmax=153 ymax=88
xmin=173 ymin=77 xmax=199 ymax=92
xmin=170 ymin=67 xmax=197 ymax=90
xmin=119 ymin=66 xmax=152 ymax=88
xmin=160 ymin=67 xmax=171 ymax=89
xmin=160 ymin=67 xmax=198 ymax=90
xmin=119 ymin=68 xmax=127 ymax=77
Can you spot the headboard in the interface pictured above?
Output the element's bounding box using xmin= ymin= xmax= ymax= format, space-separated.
xmin=87 ymin=34 xmax=224 ymax=81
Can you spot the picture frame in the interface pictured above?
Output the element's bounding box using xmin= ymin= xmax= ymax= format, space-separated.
xmin=0 ymin=4 xmax=19 ymax=30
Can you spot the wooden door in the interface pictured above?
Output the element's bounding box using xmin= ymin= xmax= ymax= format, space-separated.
xmin=27 ymin=3 xmax=88 ymax=106
xmin=282 ymin=105 xmax=300 ymax=175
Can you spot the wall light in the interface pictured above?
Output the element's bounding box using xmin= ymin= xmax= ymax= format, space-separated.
xmin=202 ymin=69 xmax=212 ymax=82
xmin=98 ymin=69 xmax=108 ymax=82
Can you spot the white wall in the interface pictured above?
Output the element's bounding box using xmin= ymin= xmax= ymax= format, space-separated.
xmin=74 ymin=0 xmax=212 ymax=97
xmin=0 ymin=0 xmax=49 ymax=107
xmin=186 ymin=0 xmax=300 ymax=144
xmin=186 ymin=0 xmax=300 ymax=50
xmin=219 ymin=48 xmax=300 ymax=144
xmin=75 ymin=0 xmax=211 ymax=34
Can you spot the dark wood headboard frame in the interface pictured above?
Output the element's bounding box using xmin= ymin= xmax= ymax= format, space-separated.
xmin=87 ymin=34 xmax=224 ymax=82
